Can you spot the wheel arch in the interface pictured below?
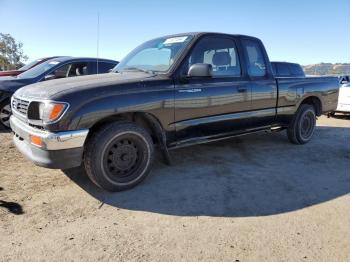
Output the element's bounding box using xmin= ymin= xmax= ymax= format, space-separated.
xmin=87 ymin=112 xmax=165 ymax=146
xmin=299 ymin=96 xmax=322 ymax=116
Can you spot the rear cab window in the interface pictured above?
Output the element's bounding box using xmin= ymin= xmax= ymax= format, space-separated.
xmin=288 ymin=64 xmax=305 ymax=77
xmin=271 ymin=62 xmax=305 ymax=77
xmin=277 ymin=63 xmax=291 ymax=76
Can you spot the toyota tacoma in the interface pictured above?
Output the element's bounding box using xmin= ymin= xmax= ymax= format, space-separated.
xmin=10 ymin=32 xmax=339 ymax=191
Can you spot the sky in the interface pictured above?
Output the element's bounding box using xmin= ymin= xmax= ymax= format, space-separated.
xmin=0 ymin=0 xmax=349 ymax=65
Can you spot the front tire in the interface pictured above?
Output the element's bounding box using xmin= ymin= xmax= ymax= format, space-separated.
xmin=0 ymin=100 xmax=11 ymax=129
xmin=84 ymin=122 xmax=154 ymax=191
xmin=287 ymin=104 xmax=316 ymax=144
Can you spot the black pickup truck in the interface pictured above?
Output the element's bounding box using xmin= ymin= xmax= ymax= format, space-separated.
xmin=10 ymin=32 xmax=339 ymax=191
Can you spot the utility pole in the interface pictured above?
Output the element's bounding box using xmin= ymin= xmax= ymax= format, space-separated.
xmin=96 ymin=12 xmax=100 ymax=74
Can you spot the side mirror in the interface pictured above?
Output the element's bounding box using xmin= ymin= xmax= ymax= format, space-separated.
xmin=44 ymin=74 xmax=56 ymax=81
xmin=188 ymin=63 xmax=213 ymax=78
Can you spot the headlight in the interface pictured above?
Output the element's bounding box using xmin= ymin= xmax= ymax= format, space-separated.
xmin=38 ymin=101 xmax=69 ymax=122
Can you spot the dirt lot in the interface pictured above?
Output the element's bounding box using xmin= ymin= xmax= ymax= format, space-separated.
xmin=0 ymin=116 xmax=350 ymax=262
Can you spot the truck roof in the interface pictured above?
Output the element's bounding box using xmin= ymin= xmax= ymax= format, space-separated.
xmin=158 ymin=32 xmax=261 ymax=41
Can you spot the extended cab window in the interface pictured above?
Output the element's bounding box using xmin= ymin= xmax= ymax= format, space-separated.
xmin=271 ymin=63 xmax=277 ymax=75
xmin=186 ymin=37 xmax=241 ymax=77
xmin=242 ymin=39 xmax=267 ymax=77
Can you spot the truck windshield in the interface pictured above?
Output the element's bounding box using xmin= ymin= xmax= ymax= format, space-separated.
xmin=113 ymin=35 xmax=194 ymax=73
xmin=17 ymin=60 xmax=61 ymax=79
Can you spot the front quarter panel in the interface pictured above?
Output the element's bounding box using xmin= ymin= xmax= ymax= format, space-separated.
xmin=46 ymin=79 xmax=175 ymax=133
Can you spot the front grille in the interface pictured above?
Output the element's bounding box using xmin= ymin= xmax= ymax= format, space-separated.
xmin=12 ymin=97 xmax=30 ymax=116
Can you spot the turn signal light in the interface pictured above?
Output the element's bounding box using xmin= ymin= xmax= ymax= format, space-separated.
xmin=30 ymin=135 xmax=43 ymax=147
xmin=49 ymin=104 xmax=66 ymax=121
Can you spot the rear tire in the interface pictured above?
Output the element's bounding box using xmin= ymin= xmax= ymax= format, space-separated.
xmin=287 ymin=104 xmax=316 ymax=145
xmin=84 ymin=122 xmax=154 ymax=191
xmin=0 ymin=99 xmax=11 ymax=129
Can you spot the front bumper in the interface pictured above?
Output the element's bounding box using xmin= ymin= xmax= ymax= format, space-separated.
xmin=10 ymin=116 xmax=89 ymax=169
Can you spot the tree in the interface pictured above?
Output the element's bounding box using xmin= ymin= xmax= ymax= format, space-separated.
xmin=0 ymin=33 xmax=28 ymax=70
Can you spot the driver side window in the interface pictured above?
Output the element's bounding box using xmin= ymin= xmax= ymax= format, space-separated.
xmin=183 ymin=37 xmax=241 ymax=77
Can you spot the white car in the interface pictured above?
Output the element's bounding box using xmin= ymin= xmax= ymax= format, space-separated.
xmin=334 ymin=76 xmax=350 ymax=114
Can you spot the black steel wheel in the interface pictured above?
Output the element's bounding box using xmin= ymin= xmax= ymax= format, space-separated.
xmin=287 ymin=104 xmax=316 ymax=144
xmin=103 ymin=134 xmax=148 ymax=184
xmin=84 ymin=122 xmax=154 ymax=191
xmin=299 ymin=110 xmax=315 ymax=141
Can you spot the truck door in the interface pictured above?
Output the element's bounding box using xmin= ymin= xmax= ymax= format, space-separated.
xmin=241 ymin=38 xmax=277 ymax=127
xmin=174 ymin=36 xmax=251 ymax=140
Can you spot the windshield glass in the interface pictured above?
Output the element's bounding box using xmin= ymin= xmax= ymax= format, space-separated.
xmin=113 ymin=35 xmax=194 ymax=73
xmin=18 ymin=59 xmax=42 ymax=71
xmin=17 ymin=60 xmax=61 ymax=79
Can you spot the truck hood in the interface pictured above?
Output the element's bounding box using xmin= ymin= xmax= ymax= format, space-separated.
xmin=15 ymin=72 xmax=156 ymax=99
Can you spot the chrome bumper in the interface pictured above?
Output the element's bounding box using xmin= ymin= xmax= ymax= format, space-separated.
xmin=10 ymin=116 xmax=89 ymax=150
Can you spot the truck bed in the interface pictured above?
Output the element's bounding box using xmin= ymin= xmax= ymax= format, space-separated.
xmin=276 ymin=76 xmax=339 ymax=113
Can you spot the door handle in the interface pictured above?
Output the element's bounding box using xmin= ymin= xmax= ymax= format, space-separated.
xmin=237 ymin=87 xmax=248 ymax=93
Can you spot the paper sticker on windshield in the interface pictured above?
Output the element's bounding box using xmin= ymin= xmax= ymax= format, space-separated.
xmin=163 ymin=36 xmax=188 ymax=45
xmin=49 ymin=61 xmax=60 ymax=65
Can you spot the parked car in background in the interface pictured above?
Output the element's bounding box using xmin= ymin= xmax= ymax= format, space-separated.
xmin=0 ymin=57 xmax=118 ymax=128
xmin=331 ymin=76 xmax=350 ymax=115
xmin=0 ymin=57 xmax=61 ymax=77
xmin=271 ymin=61 xmax=305 ymax=77
xmin=9 ymin=32 xmax=339 ymax=191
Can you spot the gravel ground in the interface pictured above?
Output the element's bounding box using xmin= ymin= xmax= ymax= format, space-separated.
xmin=0 ymin=115 xmax=350 ymax=262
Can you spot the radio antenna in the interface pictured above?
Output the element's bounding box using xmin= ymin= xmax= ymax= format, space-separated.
xmin=96 ymin=12 xmax=100 ymax=74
